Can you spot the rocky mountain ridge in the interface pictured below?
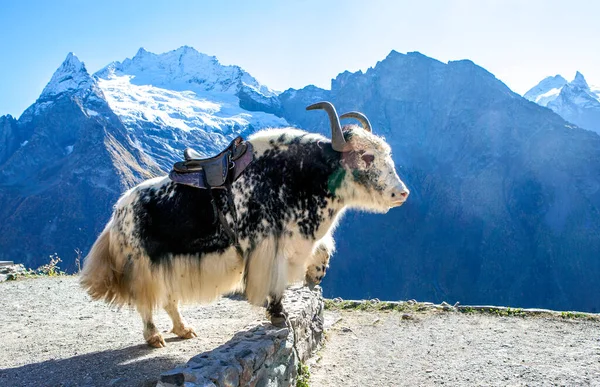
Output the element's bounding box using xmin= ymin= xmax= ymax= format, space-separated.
xmin=277 ymin=50 xmax=600 ymax=312
xmin=2 ymin=47 xmax=600 ymax=312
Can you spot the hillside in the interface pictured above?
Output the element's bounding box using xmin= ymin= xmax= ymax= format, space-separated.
xmin=2 ymin=47 xmax=600 ymax=312
xmin=279 ymin=51 xmax=600 ymax=312
xmin=0 ymin=54 xmax=161 ymax=270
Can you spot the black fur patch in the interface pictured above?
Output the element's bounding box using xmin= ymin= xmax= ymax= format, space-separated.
xmin=238 ymin=140 xmax=341 ymax=245
xmin=132 ymin=182 xmax=233 ymax=264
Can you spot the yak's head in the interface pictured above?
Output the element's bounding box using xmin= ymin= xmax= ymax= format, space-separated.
xmin=307 ymin=101 xmax=409 ymax=213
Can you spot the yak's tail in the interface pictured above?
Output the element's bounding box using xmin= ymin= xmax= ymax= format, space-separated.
xmin=79 ymin=224 xmax=128 ymax=305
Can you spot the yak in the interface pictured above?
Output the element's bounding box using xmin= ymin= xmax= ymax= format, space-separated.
xmin=80 ymin=101 xmax=409 ymax=347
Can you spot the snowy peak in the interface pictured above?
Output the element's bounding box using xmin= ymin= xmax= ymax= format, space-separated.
xmin=40 ymin=53 xmax=95 ymax=98
xmin=525 ymin=72 xmax=600 ymax=133
xmin=525 ymin=72 xmax=600 ymax=108
xmin=523 ymin=75 xmax=567 ymax=106
xmin=96 ymin=46 xmax=277 ymax=97
xmin=571 ymin=71 xmax=589 ymax=89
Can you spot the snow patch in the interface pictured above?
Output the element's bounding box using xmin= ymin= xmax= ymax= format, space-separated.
xmin=94 ymin=49 xmax=288 ymax=171
xmin=96 ymin=74 xmax=285 ymax=133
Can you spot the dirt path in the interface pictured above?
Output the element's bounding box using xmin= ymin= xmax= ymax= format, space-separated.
xmin=311 ymin=310 xmax=600 ymax=386
xmin=0 ymin=276 xmax=264 ymax=387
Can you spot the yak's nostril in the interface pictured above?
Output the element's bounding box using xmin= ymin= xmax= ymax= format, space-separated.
xmin=391 ymin=186 xmax=409 ymax=202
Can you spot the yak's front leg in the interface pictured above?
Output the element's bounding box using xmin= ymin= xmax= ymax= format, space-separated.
xmin=266 ymin=293 xmax=287 ymax=327
xmin=164 ymin=297 xmax=197 ymax=339
xmin=245 ymin=238 xmax=289 ymax=326
xmin=305 ymin=235 xmax=334 ymax=286
xmin=137 ymin=305 xmax=165 ymax=348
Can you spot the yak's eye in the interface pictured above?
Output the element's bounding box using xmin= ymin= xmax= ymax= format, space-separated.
xmin=361 ymin=153 xmax=375 ymax=167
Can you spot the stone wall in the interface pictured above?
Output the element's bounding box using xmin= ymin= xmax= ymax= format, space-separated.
xmin=158 ymin=285 xmax=324 ymax=387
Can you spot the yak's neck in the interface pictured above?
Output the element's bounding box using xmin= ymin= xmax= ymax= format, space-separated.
xmin=284 ymin=142 xmax=347 ymax=241
xmin=245 ymin=138 xmax=346 ymax=241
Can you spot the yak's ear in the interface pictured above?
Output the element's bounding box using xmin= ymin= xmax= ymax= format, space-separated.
xmin=361 ymin=153 xmax=375 ymax=167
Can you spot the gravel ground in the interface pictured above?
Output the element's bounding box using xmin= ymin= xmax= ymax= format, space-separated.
xmin=311 ymin=310 xmax=600 ymax=386
xmin=0 ymin=276 xmax=264 ymax=387
xmin=3 ymin=277 xmax=600 ymax=387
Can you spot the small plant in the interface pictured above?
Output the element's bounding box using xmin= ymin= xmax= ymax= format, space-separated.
xmin=7 ymin=254 xmax=68 ymax=280
xmin=561 ymin=311 xmax=589 ymax=319
xmin=36 ymin=253 xmax=64 ymax=276
xmin=325 ymin=299 xmax=416 ymax=312
xmin=296 ymin=363 xmax=310 ymax=387
xmin=74 ymin=248 xmax=82 ymax=273
xmin=506 ymin=307 xmax=525 ymax=317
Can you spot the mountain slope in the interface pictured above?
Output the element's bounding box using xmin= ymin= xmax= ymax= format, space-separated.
xmin=525 ymin=72 xmax=600 ymax=133
xmin=0 ymin=54 xmax=161 ymax=270
xmin=279 ymin=51 xmax=600 ymax=312
xmin=2 ymin=47 xmax=600 ymax=312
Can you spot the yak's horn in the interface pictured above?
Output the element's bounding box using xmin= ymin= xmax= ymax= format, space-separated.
xmin=306 ymin=101 xmax=351 ymax=152
xmin=340 ymin=111 xmax=372 ymax=133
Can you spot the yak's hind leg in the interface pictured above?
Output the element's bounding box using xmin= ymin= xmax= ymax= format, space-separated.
xmin=137 ymin=306 xmax=165 ymax=348
xmin=266 ymin=293 xmax=288 ymax=327
xmin=164 ymin=297 xmax=197 ymax=339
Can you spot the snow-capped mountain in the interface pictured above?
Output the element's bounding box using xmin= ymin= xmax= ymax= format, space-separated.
xmin=3 ymin=47 xmax=600 ymax=312
xmin=0 ymin=47 xmax=288 ymax=270
xmin=94 ymin=46 xmax=287 ymax=170
xmin=0 ymin=52 xmax=161 ymax=270
xmin=524 ymin=72 xmax=600 ymax=133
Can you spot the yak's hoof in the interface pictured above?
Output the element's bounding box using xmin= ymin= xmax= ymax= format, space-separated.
xmin=146 ymin=333 xmax=166 ymax=348
xmin=305 ymin=264 xmax=327 ymax=286
xmin=305 ymin=274 xmax=321 ymax=290
xmin=269 ymin=312 xmax=288 ymax=327
xmin=172 ymin=325 xmax=197 ymax=339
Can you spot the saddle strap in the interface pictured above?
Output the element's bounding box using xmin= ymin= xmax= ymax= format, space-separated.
xmin=216 ymin=180 xmax=244 ymax=259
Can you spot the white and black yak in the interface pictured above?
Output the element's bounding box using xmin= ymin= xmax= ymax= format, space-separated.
xmin=80 ymin=102 xmax=409 ymax=347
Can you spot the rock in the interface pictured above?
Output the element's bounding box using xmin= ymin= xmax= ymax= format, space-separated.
xmin=159 ymin=286 xmax=324 ymax=386
xmin=0 ymin=264 xmax=27 ymax=282
xmin=160 ymin=369 xmax=186 ymax=385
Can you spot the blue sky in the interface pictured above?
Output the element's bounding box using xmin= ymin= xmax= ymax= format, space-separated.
xmin=0 ymin=0 xmax=598 ymax=117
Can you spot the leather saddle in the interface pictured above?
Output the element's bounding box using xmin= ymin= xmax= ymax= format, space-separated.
xmin=169 ymin=136 xmax=254 ymax=189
